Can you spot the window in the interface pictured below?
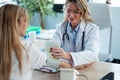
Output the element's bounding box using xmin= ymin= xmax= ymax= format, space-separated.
xmin=92 ymin=0 xmax=105 ymax=3
xmin=92 ymin=0 xmax=120 ymax=6
xmin=0 ymin=0 xmax=12 ymax=3
xmin=54 ymin=0 xmax=65 ymax=4
xmin=54 ymin=0 xmax=90 ymax=4
xmin=0 ymin=0 xmax=17 ymax=7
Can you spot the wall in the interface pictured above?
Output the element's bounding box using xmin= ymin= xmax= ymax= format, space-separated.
xmin=29 ymin=13 xmax=40 ymax=27
xmin=110 ymin=6 xmax=120 ymax=59
xmin=29 ymin=13 xmax=64 ymax=29
xmin=44 ymin=13 xmax=64 ymax=29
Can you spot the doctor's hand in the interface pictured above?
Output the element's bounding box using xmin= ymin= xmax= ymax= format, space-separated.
xmin=60 ymin=61 xmax=72 ymax=68
xmin=50 ymin=48 xmax=72 ymax=60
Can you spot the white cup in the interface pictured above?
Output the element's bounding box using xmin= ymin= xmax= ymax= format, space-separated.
xmin=60 ymin=68 xmax=79 ymax=80
xmin=28 ymin=31 xmax=36 ymax=42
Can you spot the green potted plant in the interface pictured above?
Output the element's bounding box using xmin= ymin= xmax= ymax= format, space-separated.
xmin=17 ymin=0 xmax=54 ymax=29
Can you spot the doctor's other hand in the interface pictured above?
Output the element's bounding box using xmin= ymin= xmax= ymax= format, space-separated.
xmin=50 ymin=48 xmax=71 ymax=60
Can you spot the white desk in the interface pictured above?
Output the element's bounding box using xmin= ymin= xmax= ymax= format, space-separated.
xmin=32 ymin=62 xmax=120 ymax=80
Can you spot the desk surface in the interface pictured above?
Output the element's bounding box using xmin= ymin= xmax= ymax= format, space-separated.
xmin=34 ymin=32 xmax=120 ymax=80
xmin=32 ymin=62 xmax=120 ymax=80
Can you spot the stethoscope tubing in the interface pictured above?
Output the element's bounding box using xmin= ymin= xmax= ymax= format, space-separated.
xmin=62 ymin=23 xmax=87 ymax=51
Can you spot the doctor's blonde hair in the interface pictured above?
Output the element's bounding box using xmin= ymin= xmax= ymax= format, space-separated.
xmin=63 ymin=0 xmax=93 ymax=23
xmin=0 ymin=4 xmax=28 ymax=80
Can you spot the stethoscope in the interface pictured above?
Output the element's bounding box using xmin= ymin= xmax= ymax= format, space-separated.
xmin=62 ymin=23 xmax=87 ymax=50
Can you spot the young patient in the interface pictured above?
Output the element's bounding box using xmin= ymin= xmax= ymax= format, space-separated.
xmin=0 ymin=4 xmax=46 ymax=80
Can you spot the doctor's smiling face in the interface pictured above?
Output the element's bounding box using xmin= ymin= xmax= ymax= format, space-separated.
xmin=65 ymin=2 xmax=81 ymax=29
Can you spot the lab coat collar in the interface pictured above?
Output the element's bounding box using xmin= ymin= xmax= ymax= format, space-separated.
xmin=80 ymin=20 xmax=87 ymax=32
xmin=67 ymin=22 xmax=80 ymax=33
xmin=61 ymin=20 xmax=87 ymax=32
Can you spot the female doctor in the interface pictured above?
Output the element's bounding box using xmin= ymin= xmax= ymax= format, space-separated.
xmin=51 ymin=0 xmax=99 ymax=68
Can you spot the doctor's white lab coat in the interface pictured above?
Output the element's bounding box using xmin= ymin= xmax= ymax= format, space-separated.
xmin=52 ymin=20 xmax=99 ymax=67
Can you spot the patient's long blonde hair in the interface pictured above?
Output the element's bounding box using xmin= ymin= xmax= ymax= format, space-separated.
xmin=0 ymin=4 xmax=28 ymax=80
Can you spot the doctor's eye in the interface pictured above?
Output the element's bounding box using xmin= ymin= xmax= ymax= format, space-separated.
xmin=66 ymin=10 xmax=71 ymax=13
xmin=65 ymin=9 xmax=80 ymax=15
xmin=73 ymin=10 xmax=80 ymax=14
